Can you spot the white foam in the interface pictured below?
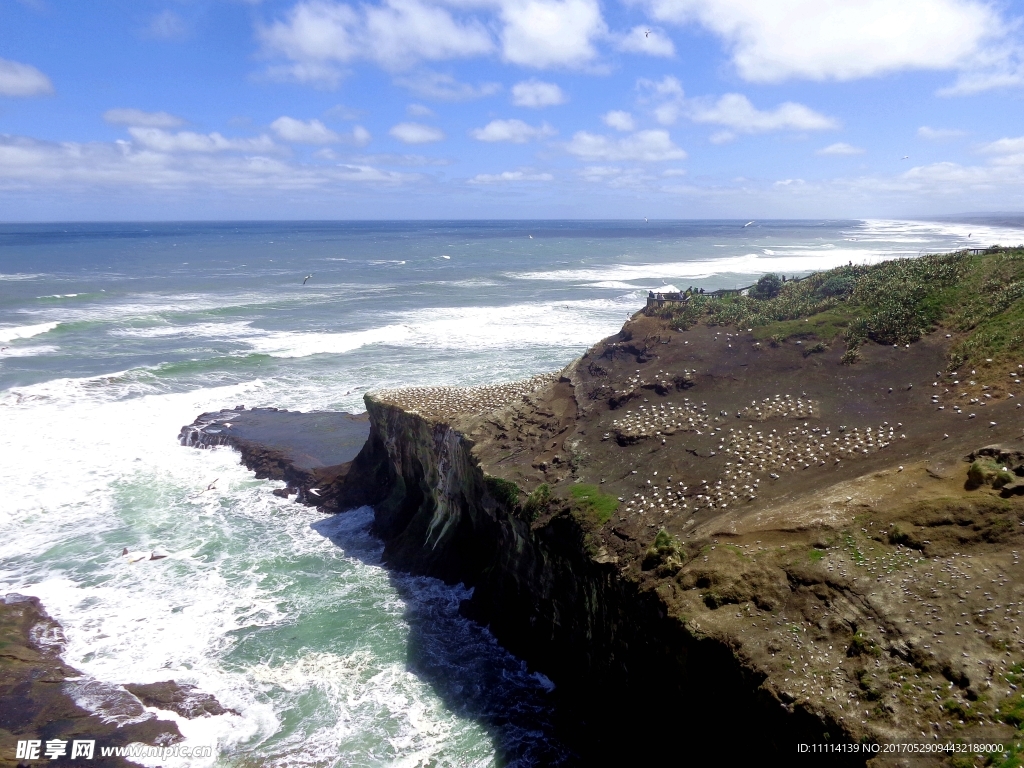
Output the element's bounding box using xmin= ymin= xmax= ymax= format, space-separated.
xmin=0 ymin=321 xmax=60 ymax=343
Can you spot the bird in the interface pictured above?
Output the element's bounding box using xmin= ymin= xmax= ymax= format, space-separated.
xmin=528 ymin=235 xmax=533 ymax=239
xmin=645 ymin=29 xmax=650 ymax=37
xmin=189 ymin=479 xmax=218 ymax=499
xmin=743 ymin=221 xmax=754 ymax=227
xmin=644 ymin=217 xmax=648 ymax=223
xmin=302 ymin=274 xmax=312 ymax=284
xmin=901 ymin=155 xmax=910 ymax=160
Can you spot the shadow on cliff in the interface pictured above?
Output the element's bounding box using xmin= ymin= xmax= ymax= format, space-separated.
xmin=310 ymin=508 xmax=577 ymax=768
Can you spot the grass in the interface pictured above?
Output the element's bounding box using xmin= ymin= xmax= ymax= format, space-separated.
xmin=485 ymin=475 xmax=521 ymax=512
xmin=655 ymin=247 xmax=1024 ymax=381
xmin=570 ymin=483 xmax=619 ymax=525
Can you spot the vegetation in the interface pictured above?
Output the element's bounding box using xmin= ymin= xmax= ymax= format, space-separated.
xmin=485 ymin=475 xmax=521 ymax=512
xmin=749 ymin=272 xmax=783 ymax=300
xmin=521 ymin=483 xmax=551 ymax=522
xmin=655 ymin=247 xmax=1024 ymax=380
xmin=569 ymin=483 xmax=619 ymax=525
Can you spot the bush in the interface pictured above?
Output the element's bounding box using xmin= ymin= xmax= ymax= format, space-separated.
xmin=749 ymin=273 xmax=783 ymax=300
xmin=819 ymin=275 xmax=856 ymax=298
xmin=521 ymin=483 xmax=551 ymax=522
xmin=485 ymin=476 xmax=521 ymax=512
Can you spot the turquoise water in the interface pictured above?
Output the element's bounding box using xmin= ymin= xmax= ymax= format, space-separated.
xmin=1 ymin=218 xmax=1020 ymax=766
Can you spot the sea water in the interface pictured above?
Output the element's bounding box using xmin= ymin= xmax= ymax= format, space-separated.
xmin=1 ymin=219 xmax=1021 ymax=767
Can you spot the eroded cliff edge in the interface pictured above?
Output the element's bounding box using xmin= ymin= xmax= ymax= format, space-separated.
xmin=185 ymin=249 xmax=1024 ymax=765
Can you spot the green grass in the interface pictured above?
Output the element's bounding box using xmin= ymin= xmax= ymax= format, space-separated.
xmin=656 ymin=248 xmax=1024 ymax=378
xmin=485 ymin=475 xmax=521 ymax=511
xmin=808 ymin=548 xmax=825 ymax=562
xmin=570 ymin=483 xmax=619 ymax=525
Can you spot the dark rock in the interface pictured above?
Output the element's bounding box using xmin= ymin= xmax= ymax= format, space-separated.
xmin=124 ymin=681 xmax=236 ymax=719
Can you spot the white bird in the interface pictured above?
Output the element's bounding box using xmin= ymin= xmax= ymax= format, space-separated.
xmin=528 ymin=235 xmax=533 ymax=239
xmin=901 ymin=155 xmax=910 ymax=160
xmin=743 ymin=221 xmax=754 ymax=227
xmin=302 ymin=274 xmax=312 ymax=284
xmin=644 ymin=217 xmax=648 ymax=223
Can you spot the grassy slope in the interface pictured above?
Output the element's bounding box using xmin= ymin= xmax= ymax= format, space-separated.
xmin=654 ymin=248 xmax=1024 ymax=381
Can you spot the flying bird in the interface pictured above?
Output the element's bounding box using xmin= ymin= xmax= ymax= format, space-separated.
xmin=645 ymin=29 xmax=650 ymax=37
xmin=743 ymin=221 xmax=755 ymax=227
xmin=901 ymin=155 xmax=910 ymax=160
xmin=302 ymin=274 xmax=313 ymax=284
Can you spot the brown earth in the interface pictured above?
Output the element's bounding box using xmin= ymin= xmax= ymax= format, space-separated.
xmin=390 ymin=311 xmax=1024 ymax=765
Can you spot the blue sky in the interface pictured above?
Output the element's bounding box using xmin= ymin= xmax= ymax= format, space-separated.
xmin=2 ymin=0 xmax=1024 ymax=220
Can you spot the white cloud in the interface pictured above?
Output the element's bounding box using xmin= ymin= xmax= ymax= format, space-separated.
xmin=643 ymin=0 xmax=1005 ymax=83
xmin=389 ymin=122 xmax=445 ymax=143
xmin=260 ymin=0 xmax=493 ymax=80
xmin=128 ymin=128 xmax=278 ymax=153
xmin=147 ymin=10 xmax=189 ymax=40
xmin=271 ymin=116 xmax=341 ymax=144
xmin=352 ymin=125 xmax=372 ymax=146
xmin=918 ymin=126 xmax=967 ymax=140
xmin=499 ymin=0 xmax=607 ymax=68
xmin=407 ymin=103 xmax=435 ymax=116
xmin=103 ymin=108 xmax=184 ymax=128
xmin=0 ymin=134 xmax=412 ymax=192
xmin=617 ymin=26 xmax=675 ymax=57
xmin=602 ymin=110 xmax=635 ymax=131
xmin=394 ymin=71 xmax=501 ymax=101
xmin=511 ymin=79 xmax=566 ymax=107
xmin=470 ymin=119 xmax=556 ymax=143
xmin=688 ymin=93 xmax=838 ymax=134
xmin=816 ymin=142 xmax=865 ymax=156
xmin=566 ymin=129 xmax=687 ymax=161
xmin=0 ymin=58 xmax=53 ymax=97
xmin=469 ymin=170 xmax=554 ymax=183
xmin=637 ymin=76 xmax=685 ymax=124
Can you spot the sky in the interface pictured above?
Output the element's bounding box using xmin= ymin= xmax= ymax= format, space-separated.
xmin=2 ymin=0 xmax=1024 ymax=220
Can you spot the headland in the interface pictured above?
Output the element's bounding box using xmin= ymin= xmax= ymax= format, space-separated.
xmin=178 ymin=247 xmax=1024 ymax=765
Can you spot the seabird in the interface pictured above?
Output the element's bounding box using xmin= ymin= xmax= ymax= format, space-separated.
xmin=302 ymin=274 xmax=313 ymax=284
xmin=122 ymin=547 xmax=166 ymax=563
xmin=645 ymin=29 xmax=650 ymax=37
xmin=901 ymin=156 xmax=910 ymax=160
xmin=189 ymin=479 xmax=219 ymax=499
xmin=743 ymin=221 xmax=754 ymax=227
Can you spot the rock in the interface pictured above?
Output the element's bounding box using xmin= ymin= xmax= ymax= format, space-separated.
xmin=124 ymin=681 xmax=237 ymax=718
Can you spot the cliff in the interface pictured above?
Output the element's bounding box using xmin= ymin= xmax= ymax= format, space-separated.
xmin=351 ymin=250 xmax=1024 ymax=765
xmin=181 ymin=248 xmax=1024 ymax=765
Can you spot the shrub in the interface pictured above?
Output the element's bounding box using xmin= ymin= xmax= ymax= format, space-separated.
xmin=485 ymin=476 xmax=521 ymax=512
xmin=521 ymin=483 xmax=551 ymax=522
xmin=749 ymin=273 xmax=783 ymax=300
xmin=819 ymin=275 xmax=856 ymax=298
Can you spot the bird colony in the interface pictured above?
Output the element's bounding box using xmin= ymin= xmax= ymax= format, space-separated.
xmin=736 ymin=394 xmax=818 ymax=420
xmin=616 ymin=393 xmax=903 ymax=518
xmin=373 ymin=373 xmax=558 ymax=421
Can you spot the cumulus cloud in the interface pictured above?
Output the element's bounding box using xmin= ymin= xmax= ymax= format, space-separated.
xmin=602 ymin=110 xmax=635 ymax=131
xmin=259 ymin=0 xmax=494 ymax=79
xmin=470 ymin=119 xmax=555 ymax=143
xmin=511 ymin=79 xmax=566 ymax=107
xmin=816 ymin=142 xmax=865 ymax=156
xmin=407 ymin=103 xmax=435 ymax=116
xmin=394 ymin=71 xmax=501 ymax=101
xmin=0 ymin=58 xmax=53 ymax=97
xmin=688 ymin=93 xmax=838 ymax=139
xmin=127 ymin=128 xmax=278 ymax=153
xmin=642 ymin=0 xmax=1005 ymax=84
xmin=271 ymin=116 xmax=341 ymax=144
xmin=918 ymin=125 xmax=967 ymax=140
xmin=499 ymin=0 xmax=607 ymax=68
xmin=0 ymin=134 xmax=411 ymax=192
xmin=103 ymin=108 xmax=184 ymax=128
xmin=389 ymin=122 xmax=445 ymax=143
xmin=469 ymin=169 xmax=554 ymax=183
xmin=617 ymin=26 xmax=675 ymax=57
xmin=566 ymin=129 xmax=687 ymax=161
xmin=636 ymin=75 xmax=685 ymax=124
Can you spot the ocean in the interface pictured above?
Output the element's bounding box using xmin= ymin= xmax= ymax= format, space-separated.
xmin=1 ymin=218 xmax=1022 ymax=767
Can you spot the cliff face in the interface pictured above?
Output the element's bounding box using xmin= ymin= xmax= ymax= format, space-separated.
xmin=362 ymin=384 xmax=857 ymax=763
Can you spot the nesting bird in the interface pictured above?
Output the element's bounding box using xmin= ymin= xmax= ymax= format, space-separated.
xmin=373 ymin=373 xmax=558 ymax=420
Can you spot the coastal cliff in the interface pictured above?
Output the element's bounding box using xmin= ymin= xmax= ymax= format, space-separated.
xmin=183 ymin=248 xmax=1024 ymax=765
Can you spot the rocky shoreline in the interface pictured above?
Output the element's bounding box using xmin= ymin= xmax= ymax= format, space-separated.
xmin=177 ymin=294 xmax=1024 ymax=765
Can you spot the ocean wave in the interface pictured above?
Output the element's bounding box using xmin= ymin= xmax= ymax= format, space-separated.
xmin=0 ymin=321 xmax=60 ymax=343
xmin=110 ymin=321 xmax=258 ymax=340
xmin=245 ymin=298 xmax=634 ymax=359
